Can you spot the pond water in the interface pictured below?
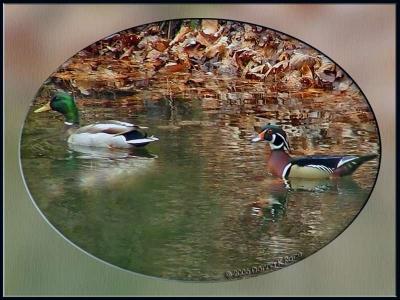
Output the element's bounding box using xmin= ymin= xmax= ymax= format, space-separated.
xmin=20 ymin=79 xmax=379 ymax=281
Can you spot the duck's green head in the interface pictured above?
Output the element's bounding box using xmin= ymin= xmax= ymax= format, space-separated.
xmin=34 ymin=92 xmax=79 ymax=125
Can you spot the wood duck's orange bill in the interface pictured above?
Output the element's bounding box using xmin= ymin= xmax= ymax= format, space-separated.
xmin=251 ymin=130 xmax=266 ymax=142
xmin=34 ymin=102 xmax=51 ymax=113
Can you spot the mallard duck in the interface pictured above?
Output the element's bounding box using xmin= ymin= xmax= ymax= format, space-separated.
xmin=34 ymin=92 xmax=159 ymax=148
xmin=251 ymin=124 xmax=378 ymax=179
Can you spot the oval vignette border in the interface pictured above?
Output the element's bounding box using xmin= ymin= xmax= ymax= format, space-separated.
xmin=18 ymin=17 xmax=382 ymax=283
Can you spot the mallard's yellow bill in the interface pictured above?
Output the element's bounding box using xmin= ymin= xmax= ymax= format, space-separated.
xmin=34 ymin=102 xmax=51 ymax=113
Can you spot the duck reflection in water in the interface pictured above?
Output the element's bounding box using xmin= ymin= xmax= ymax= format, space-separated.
xmin=65 ymin=144 xmax=158 ymax=189
xmin=250 ymin=176 xmax=365 ymax=223
xmin=68 ymin=143 xmax=157 ymax=160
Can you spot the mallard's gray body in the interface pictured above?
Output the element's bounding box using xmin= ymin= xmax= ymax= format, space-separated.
xmin=67 ymin=121 xmax=159 ymax=148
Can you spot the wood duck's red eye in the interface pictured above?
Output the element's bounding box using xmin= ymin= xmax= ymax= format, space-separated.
xmin=267 ymin=129 xmax=273 ymax=134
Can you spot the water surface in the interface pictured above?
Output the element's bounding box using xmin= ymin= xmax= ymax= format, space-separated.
xmin=21 ymin=81 xmax=379 ymax=281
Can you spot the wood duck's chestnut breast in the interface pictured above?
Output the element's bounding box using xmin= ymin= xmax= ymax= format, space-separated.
xmin=267 ymin=150 xmax=291 ymax=177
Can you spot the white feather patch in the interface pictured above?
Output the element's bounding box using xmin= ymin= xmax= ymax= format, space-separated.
xmin=126 ymin=137 xmax=159 ymax=144
xmin=337 ymin=156 xmax=358 ymax=168
xmin=282 ymin=163 xmax=292 ymax=179
xmin=68 ymin=133 xmax=131 ymax=148
xmin=275 ymin=133 xmax=290 ymax=151
xmin=92 ymin=124 xmax=128 ymax=131
xmin=307 ymin=164 xmax=333 ymax=174
xmin=270 ymin=142 xmax=284 ymax=150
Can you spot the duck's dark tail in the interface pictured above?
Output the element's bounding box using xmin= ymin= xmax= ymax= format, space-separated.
xmin=123 ymin=129 xmax=159 ymax=147
xmin=333 ymin=154 xmax=378 ymax=177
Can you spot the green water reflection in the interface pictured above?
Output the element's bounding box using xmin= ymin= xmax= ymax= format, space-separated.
xmin=20 ymin=90 xmax=379 ymax=281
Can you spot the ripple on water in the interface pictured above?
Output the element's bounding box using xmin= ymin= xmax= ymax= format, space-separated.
xmin=20 ymin=88 xmax=379 ymax=281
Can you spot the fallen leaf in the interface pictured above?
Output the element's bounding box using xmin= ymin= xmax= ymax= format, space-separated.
xmin=106 ymin=45 xmax=117 ymax=52
xmin=204 ymin=36 xmax=228 ymax=59
xmin=152 ymin=39 xmax=169 ymax=52
xmin=289 ymin=52 xmax=318 ymax=70
xmin=160 ymin=62 xmax=190 ymax=73
xmin=119 ymin=46 xmax=133 ymax=59
xmin=300 ymin=63 xmax=313 ymax=79
xmin=169 ymin=26 xmax=191 ymax=46
xmin=278 ymin=51 xmax=290 ymax=62
xmin=121 ymin=34 xmax=141 ymax=47
xmin=315 ymin=57 xmax=337 ymax=83
xmin=244 ymin=24 xmax=257 ymax=40
xmin=265 ymin=60 xmax=290 ymax=78
xmin=196 ymin=32 xmax=211 ymax=47
xmin=137 ymin=35 xmax=159 ymax=50
xmin=184 ymin=44 xmax=204 ymax=59
xmin=201 ymin=19 xmax=219 ymax=35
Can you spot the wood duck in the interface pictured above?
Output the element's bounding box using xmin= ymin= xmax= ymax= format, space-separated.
xmin=34 ymin=92 xmax=159 ymax=148
xmin=251 ymin=124 xmax=377 ymax=179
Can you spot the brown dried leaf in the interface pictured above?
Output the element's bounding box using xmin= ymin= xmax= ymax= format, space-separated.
xmin=169 ymin=26 xmax=191 ymax=46
xmin=205 ymin=44 xmax=222 ymax=59
xmin=249 ymin=64 xmax=267 ymax=74
xmin=315 ymin=68 xmax=336 ymax=83
xmin=146 ymin=49 xmax=163 ymax=60
xmin=300 ymin=77 xmax=313 ymax=89
xmin=283 ymin=40 xmax=297 ymax=51
xmin=137 ymin=35 xmax=159 ymax=50
xmin=204 ymin=37 xmax=228 ymax=59
xmin=160 ymin=62 xmax=189 ymax=73
xmin=289 ymin=53 xmax=318 ymax=70
xmin=265 ymin=60 xmax=290 ymax=78
xmin=181 ymin=37 xmax=197 ymax=48
xmin=234 ymin=48 xmax=257 ymax=68
xmin=262 ymin=45 xmax=277 ymax=58
xmin=201 ymin=19 xmax=219 ymax=35
xmin=242 ymin=60 xmax=257 ymax=78
xmin=196 ymin=32 xmax=211 ymax=47
xmin=72 ymin=80 xmax=93 ymax=95
xmin=244 ymin=24 xmax=257 ymax=40
xmin=315 ymin=63 xmax=336 ymax=83
xmin=152 ymin=39 xmax=169 ymax=52
xmin=145 ymin=50 xmax=167 ymax=69
xmin=146 ymin=25 xmax=160 ymax=35
xmin=300 ymin=63 xmax=313 ymax=79
xmin=245 ymin=72 xmax=265 ymax=80
xmin=119 ymin=46 xmax=133 ymax=60
xmin=184 ymin=44 xmax=204 ymax=59
xmin=106 ymin=45 xmax=117 ymax=52
xmin=278 ymin=51 xmax=290 ymax=62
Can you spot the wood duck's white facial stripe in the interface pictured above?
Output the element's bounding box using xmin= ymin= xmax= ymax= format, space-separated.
xmin=275 ymin=133 xmax=290 ymax=151
xmin=268 ymin=132 xmax=289 ymax=151
xmin=268 ymin=134 xmax=281 ymax=150
xmin=270 ymin=142 xmax=284 ymax=150
xmin=64 ymin=121 xmax=74 ymax=125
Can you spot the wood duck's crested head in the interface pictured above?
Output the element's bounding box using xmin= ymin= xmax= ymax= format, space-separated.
xmin=251 ymin=124 xmax=290 ymax=151
xmin=34 ymin=92 xmax=79 ymax=125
